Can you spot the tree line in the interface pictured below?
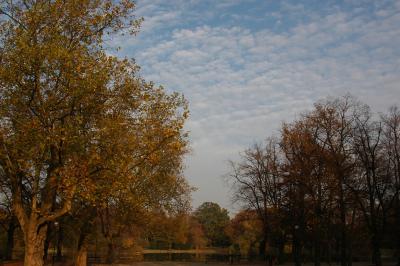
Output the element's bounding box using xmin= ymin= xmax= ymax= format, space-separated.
xmin=228 ymin=95 xmax=400 ymax=266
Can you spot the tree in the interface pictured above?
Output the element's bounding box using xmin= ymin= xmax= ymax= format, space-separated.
xmin=228 ymin=95 xmax=399 ymax=265
xmin=193 ymin=202 xmax=230 ymax=247
xmin=228 ymin=138 xmax=285 ymax=259
xmin=281 ymin=117 xmax=333 ymax=266
xmin=381 ymin=106 xmax=400 ymax=266
xmin=225 ymin=210 xmax=263 ymax=256
xmin=308 ymin=96 xmax=357 ymax=266
xmin=0 ymin=184 xmax=18 ymax=261
xmin=347 ymin=105 xmax=391 ymax=266
xmin=188 ymin=217 xmax=207 ymax=250
xmin=0 ymin=1 xmax=189 ymax=265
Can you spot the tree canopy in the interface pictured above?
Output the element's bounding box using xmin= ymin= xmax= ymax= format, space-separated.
xmin=193 ymin=202 xmax=230 ymax=247
xmin=0 ymin=1 xmax=190 ymax=265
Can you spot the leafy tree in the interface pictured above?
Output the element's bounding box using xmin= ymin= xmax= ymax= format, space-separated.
xmin=193 ymin=202 xmax=230 ymax=247
xmin=281 ymin=114 xmax=335 ymax=266
xmin=0 ymin=1 xmax=189 ymax=265
xmin=188 ymin=217 xmax=207 ymax=249
xmin=226 ymin=210 xmax=263 ymax=255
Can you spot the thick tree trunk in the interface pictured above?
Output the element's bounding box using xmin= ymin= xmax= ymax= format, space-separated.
xmin=75 ymin=226 xmax=88 ymax=266
xmin=5 ymin=216 xmax=17 ymax=260
xmin=75 ymin=246 xmax=87 ymax=266
xmin=24 ymin=223 xmax=48 ymax=266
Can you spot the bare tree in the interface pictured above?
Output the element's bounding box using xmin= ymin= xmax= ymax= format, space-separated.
xmin=228 ymin=138 xmax=284 ymax=260
xmin=309 ymin=96 xmax=356 ymax=266
xmin=381 ymin=106 xmax=400 ymax=266
xmin=349 ymin=105 xmax=391 ymax=266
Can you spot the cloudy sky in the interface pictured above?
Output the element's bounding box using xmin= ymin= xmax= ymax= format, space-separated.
xmin=113 ymin=0 xmax=400 ymax=214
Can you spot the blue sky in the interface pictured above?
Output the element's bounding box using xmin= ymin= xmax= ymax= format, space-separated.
xmin=112 ymin=0 xmax=400 ymax=214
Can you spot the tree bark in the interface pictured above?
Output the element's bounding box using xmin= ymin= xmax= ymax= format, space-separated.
xmin=75 ymin=227 xmax=88 ymax=266
xmin=75 ymin=246 xmax=87 ymax=266
xmin=24 ymin=223 xmax=48 ymax=266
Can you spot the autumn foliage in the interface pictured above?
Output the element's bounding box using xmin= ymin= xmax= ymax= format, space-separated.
xmin=0 ymin=1 xmax=189 ymax=265
xmin=228 ymin=96 xmax=400 ymax=266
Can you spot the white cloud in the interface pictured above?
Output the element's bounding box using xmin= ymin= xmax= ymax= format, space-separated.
xmin=116 ymin=0 xmax=400 ymax=212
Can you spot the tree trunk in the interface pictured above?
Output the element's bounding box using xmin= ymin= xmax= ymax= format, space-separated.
xmin=106 ymin=241 xmax=116 ymax=264
xmin=347 ymin=234 xmax=353 ymax=266
xmin=395 ymin=197 xmax=400 ymax=266
xmin=24 ymin=223 xmax=48 ymax=266
xmin=259 ymin=226 xmax=268 ymax=262
xmin=293 ymin=226 xmax=302 ymax=266
xmin=339 ymin=185 xmax=347 ymax=266
xmin=277 ymin=237 xmax=285 ymax=264
xmin=259 ymin=238 xmax=267 ymax=258
xmin=43 ymin=222 xmax=51 ymax=262
xmin=5 ymin=216 xmax=17 ymax=260
xmin=56 ymin=223 xmax=63 ymax=261
xmin=314 ymin=237 xmax=321 ymax=266
xmin=371 ymin=233 xmax=382 ymax=266
xmin=75 ymin=246 xmax=87 ymax=266
xmin=75 ymin=226 xmax=89 ymax=266
xmin=313 ymin=218 xmax=321 ymax=266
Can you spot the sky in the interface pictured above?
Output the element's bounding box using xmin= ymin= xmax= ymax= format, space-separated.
xmin=112 ymin=0 xmax=400 ymax=214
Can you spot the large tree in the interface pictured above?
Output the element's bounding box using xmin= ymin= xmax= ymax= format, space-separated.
xmin=0 ymin=1 xmax=189 ymax=265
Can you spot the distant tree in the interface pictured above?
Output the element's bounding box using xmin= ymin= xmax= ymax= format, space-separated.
xmin=193 ymin=202 xmax=230 ymax=247
xmin=309 ymin=96 xmax=357 ymax=266
xmin=228 ymin=139 xmax=284 ymax=258
xmin=225 ymin=210 xmax=263 ymax=255
xmin=347 ymin=105 xmax=392 ymax=266
xmin=281 ymin=114 xmax=334 ymax=266
xmin=228 ymin=96 xmax=399 ymax=266
xmin=381 ymin=106 xmax=400 ymax=266
xmin=188 ymin=217 xmax=207 ymax=249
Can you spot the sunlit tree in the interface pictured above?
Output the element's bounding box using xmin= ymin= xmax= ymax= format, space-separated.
xmin=0 ymin=1 xmax=189 ymax=265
